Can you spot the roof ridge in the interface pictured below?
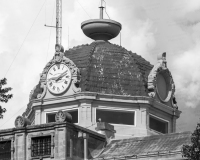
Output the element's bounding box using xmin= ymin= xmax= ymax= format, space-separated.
xmin=111 ymin=43 xmax=152 ymax=65
xmin=128 ymin=51 xmax=152 ymax=66
xmin=110 ymin=131 xmax=192 ymax=142
xmin=67 ymin=44 xmax=89 ymax=51
xmin=96 ymin=131 xmax=191 ymax=159
xmin=84 ymin=42 xmax=99 ymax=91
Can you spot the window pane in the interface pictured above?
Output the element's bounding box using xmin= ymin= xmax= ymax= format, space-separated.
xmin=67 ymin=110 xmax=78 ymax=123
xmin=47 ymin=113 xmax=56 ymax=123
xmin=96 ymin=109 xmax=134 ymax=125
xmin=149 ymin=116 xmax=168 ymax=134
xmin=0 ymin=141 xmax=11 ymax=160
xmin=31 ymin=136 xmax=51 ymax=157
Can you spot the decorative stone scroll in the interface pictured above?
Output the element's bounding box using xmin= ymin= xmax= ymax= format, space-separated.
xmin=29 ymin=44 xmax=81 ymax=100
xmin=55 ymin=110 xmax=72 ymax=123
xmin=148 ymin=52 xmax=176 ymax=105
xmin=15 ymin=116 xmax=31 ymax=128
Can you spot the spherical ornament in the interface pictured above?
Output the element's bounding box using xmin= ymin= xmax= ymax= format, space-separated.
xmin=55 ymin=110 xmax=72 ymax=123
xmin=15 ymin=116 xmax=31 ymax=128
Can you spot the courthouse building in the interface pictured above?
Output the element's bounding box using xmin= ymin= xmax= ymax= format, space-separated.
xmin=0 ymin=1 xmax=191 ymax=160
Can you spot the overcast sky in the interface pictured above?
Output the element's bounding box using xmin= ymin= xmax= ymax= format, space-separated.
xmin=0 ymin=0 xmax=200 ymax=132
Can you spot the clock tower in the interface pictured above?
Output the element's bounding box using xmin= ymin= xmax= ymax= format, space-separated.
xmin=22 ymin=0 xmax=180 ymax=139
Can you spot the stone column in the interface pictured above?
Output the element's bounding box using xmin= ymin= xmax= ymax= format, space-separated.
xmin=83 ymin=136 xmax=88 ymax=160
xmin=142 ymin=105 xmax=149 ymax=128
xmin=78 ymin=132 xmax=89 ymax=160
xmin=79 ymin=100 xmax=93 ymax=127
xmin=70 ymin=138 xmax=73 ymax=158
xmin=14 ymin=131 xmax=26 ymax=160
xmin=172 ymin=111 xmax=177 ymax=133
xmin=55 ymin=127 xmax=66 ymax=160
xmin=35 ymin=107 xmax=41 ymax=125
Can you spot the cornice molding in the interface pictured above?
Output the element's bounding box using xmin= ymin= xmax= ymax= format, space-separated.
xmin=25 ymin=92 xmax=180 ymax=119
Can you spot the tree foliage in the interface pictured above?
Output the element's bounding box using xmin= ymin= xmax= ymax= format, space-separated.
xmin=182 ymin=123 xmax=200 ymax=160
xmin=0 ymin=78 xmax=13 ymax=119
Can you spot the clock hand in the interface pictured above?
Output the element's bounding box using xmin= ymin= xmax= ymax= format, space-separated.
xmin=55 ymin=70 xmax=68 ymax=81
xmin=47 ymin=73 xmax=63 ymax=81
xmin=48 ymin=76 xmax=58 ymax=81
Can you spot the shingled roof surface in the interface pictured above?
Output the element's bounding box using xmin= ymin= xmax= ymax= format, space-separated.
xmin=65 ymin=41 xmax=153 ymax=96
xmin=95 ymin=132 xmax=191 ymax=159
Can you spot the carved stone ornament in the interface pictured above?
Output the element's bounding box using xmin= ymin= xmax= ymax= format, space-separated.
xmin=55 ymin=110 xmax=72 ymax=123
xmin=29 ymin=44 xmax=81 ymax=100
xmin=148 ymin=52 xmax=176 ymax=104
xmin=55 ymin=110 xmax=66 ymax=122
xmin=15 ymin=116 xmax=31 ymax=128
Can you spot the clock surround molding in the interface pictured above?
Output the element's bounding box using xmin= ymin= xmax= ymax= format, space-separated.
xmin=147 ymin=52 xmax=177 ymax=108
xmin=29 ymin=48 xmax=81 ymax=100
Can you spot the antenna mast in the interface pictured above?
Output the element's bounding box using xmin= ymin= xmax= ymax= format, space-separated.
xmin=99 ymin=0 xmax=104 ymax=19
xmin=56 ymin=0 xmax=62 ymax=45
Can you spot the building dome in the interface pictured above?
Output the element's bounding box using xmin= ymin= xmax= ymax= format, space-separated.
xmin=29 ymin=41 xmax=153 ymax=101
xmin=64 ymin=40 xmax=153 ymax=96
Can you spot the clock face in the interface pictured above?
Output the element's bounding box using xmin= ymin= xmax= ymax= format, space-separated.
xmin=47 ymin=64 xmax=72 ymax=94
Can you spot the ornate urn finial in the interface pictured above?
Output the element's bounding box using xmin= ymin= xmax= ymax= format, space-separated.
xmin=54 ymin=44 xmax=64 ymax=62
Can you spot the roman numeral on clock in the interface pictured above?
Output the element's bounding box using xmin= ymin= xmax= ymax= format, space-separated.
xmin=49 ymin=82 xmax=53 ymax=87
xmin=56 ymin=64 xmax=60 ymax=69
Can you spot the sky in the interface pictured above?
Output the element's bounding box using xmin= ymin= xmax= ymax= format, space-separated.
xmin=0 ymin=0 xmax=200 ymax=132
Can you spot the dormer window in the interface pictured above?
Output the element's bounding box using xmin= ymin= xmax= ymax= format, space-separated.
xmin=46 ymin=109 xmax=78 ymax=124
xmin=96 ymin=109 xmax=135 ymax=125
xmin=149 ymin=114 xmax=168 ymax=134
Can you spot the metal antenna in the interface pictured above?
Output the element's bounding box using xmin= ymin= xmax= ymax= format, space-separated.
xmin=44 ymin=0 xmax=62 ymax=45
xmin=56 ymin=0 xmax=62 ymax=45
xmin=68 ymin=26 xmax=69 ymax=49
xmin=120 ymin=32 xmax=121 ymax=46
xmin=99 ymin=0 xmax=104 ymax=19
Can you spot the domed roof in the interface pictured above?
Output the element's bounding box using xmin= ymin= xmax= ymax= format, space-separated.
xmin=64 ymin=41 xmax=153 ymax=96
